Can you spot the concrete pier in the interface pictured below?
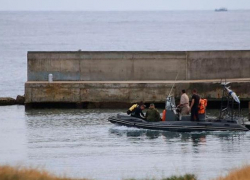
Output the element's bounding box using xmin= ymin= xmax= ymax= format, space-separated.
xmin=25 ymin=50 xmax=250 ymax=108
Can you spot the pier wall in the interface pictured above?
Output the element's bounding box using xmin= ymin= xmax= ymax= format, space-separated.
xmin=25 ymin=50 xmax=250 ymax=108
xmin=28 ymin=51 xmax=187 ymax=81
xmin=27 ymin=50 xmax=250 ymax=81
xmin=187 ymin=51 xmax=250 ymax=80
xmin=25 ymin=80 xmax=250 ymax=108
xmin=25 ymin=82 xmax=172 ymax=104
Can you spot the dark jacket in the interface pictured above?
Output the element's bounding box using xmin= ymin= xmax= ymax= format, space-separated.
xmin=146 ymin=108 xmax=161 ymax=122
xmin=191 ymin=94 xmax=200 ymax=109
xmin=131 ymin=107 xmax=145 ymax=119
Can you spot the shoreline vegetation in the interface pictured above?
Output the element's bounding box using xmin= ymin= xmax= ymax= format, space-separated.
xmin=0 ymin=165 xmax=250 ymax=180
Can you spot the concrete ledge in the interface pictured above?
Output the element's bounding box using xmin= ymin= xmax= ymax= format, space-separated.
xmin=25 ymin=79 xmax=250 ymax=108
xmin=25 ymin=78 xmax=250 ymax=84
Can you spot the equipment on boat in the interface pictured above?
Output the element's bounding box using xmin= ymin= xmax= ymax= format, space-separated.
xmin=127 ymin=104 xmax=138 ymax=115
xmin=108 ymin=82 xmax=249 ymax=132
xmin=225 ymin=87 xmax=240 ymax=104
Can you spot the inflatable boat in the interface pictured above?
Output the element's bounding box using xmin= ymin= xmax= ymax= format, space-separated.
xmin=108 ymin=83 xmax=249 ymax=132
xmin=108 ymin=114 xmax=248 ymax=132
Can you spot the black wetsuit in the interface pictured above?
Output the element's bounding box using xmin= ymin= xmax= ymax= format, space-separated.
xmin=191 ymin=94 xmax=200 ymax=121
xmin=131 ymin=107 xmax=145 ymax=119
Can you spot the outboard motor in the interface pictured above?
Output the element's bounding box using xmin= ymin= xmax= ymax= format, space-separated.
xmin=164 ymin=96 xmax=179 ymax=121
xmin=166 ymin=96 xmax=176 ymax=110
xmin=220 ymin=81 xmax=243 ymax=124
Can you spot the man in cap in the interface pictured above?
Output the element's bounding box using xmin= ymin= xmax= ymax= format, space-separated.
xmin=145 ymin=103 xmax=161 ymax=122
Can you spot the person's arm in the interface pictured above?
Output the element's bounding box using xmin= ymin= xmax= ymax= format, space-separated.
xmin=177 ymin=95 xmax=183 ymax=107
xmin=145 ymin=111 xmax=148 ymax=120
xmin=140 ymin=110 xmax=145 ymax=117
xmin=190 ymin=99 xmax=194 ymax=109
xmin=156 ymin=110 xmax=160 ymax=121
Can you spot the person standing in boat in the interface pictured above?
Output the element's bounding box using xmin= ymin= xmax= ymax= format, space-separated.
xmin=131 ymin=104 xmax=146 ymax=119
xmin=145 ymin=103 xmax=161 ymax=122
xmin=190 ymin=89 xmax=200 ymax=121
xmin=177 ymin=89 xmax=190 ymax=115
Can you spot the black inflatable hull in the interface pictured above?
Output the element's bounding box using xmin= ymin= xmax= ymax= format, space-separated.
xmin=108 ymin=114 xmax=249 ymax=132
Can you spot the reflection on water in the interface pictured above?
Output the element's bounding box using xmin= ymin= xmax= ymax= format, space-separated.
xmin=0 ymin=106 xmax=250 ymax=180
xmin=109 ymin=126 xmax=247 ymax=147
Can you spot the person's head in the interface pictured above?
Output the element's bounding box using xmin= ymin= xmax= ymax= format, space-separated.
xmin=149 ymin=103 xmax=155 ymax=109
xmin=192 ymin=89 xmax=197 ymax=94
xmin=181 ymin=89 xmax=186 ymax=94
xmin=138 ymin=101 xmax=144 ymax=106
xmin=140 ymin=104 xmax=145 ymax=110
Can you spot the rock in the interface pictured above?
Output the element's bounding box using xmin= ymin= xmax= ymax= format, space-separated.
xmin=0 ymin=97 xmax=16 ymax=106
xmin=16 ymin=95 xmax=25 ymax=105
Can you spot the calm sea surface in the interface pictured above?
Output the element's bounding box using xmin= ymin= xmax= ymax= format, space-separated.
xmin=1 ymin=11 xmax=250 ymax=97
xmin=0 ymin=11 xmax=250 ymax=180
xmin=0 ymin=106 xmax=250 ymax=180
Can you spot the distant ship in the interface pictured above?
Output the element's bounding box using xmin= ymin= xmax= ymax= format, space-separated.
xmin=215 ymin=8 xmax=228 ymax=12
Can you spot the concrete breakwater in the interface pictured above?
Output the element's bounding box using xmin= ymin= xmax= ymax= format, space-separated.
xmin=25 ymin=50 xmax=250 ymax=108
xmin=25 ymin=79 xmax=250 ymax=109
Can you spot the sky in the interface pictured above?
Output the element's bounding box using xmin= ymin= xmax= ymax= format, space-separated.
xmin=0 ymin=0 xmax=249 ymax=11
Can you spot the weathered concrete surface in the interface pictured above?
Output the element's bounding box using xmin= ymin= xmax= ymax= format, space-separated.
xmin=26 ymin=51 xmax=250 ymax=108
xmin=25 ymin=81 xmax=172 ymax=103
xmin=27 ymin=51 xmax=186 ymax=81
xmin=25 ymin=79 xmax=250 ymax=107
xmin=27 ymin=50 xmax=250 ymax=81
xmin=187 ymin=51 xmax=250 ymax=80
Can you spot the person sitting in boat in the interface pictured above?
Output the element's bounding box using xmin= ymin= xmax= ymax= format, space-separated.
xmin=190 ymin=89 xmax=200 ymax=121
xmin=145 ymin=103 xmax=161 ymax=122
xmin=177 ymin=89 xmax=190 ymax=115
xmin=131 ymin=104 xmax=146 ymax=119
xmin=127 ymin=101 xmax=144 ymax=115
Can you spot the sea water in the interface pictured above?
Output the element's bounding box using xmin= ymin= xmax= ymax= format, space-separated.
xmin=0 ymin=11 xmax=250 ymax=180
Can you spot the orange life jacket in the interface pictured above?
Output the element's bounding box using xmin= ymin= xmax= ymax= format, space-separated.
xmin=198 ymin=99 xmax=207 ymax=114
xmin=162 ymin=109 xmax=166 ymax=121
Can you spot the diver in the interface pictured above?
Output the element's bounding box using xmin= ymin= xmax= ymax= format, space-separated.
xmin=177 ymin=89 xmax=190 ymax=115
xmin=127 ymin=101 xmax=144 ymax=115
xmin=131 ymin=104 xmax=146 ymax=119
xmin=127 ymin=103 xmax=138 ymax=115
xmin=145 ymin=103 xmax=161 ymax=122
xmin=190 ymin=89 xmax=200 ymax=121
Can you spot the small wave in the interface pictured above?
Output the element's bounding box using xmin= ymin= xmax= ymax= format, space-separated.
xmin=110 ymin=125 xmax=143 ymax=132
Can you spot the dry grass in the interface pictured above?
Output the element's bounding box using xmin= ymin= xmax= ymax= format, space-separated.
xmin=0 ymin=165 xmax=83 ymax=180
xmin=1 ymin=164 xmax=250 ymax=180
xmin=0 ymin=165 xmax=197 ymax=180
xmin=215 ymin=165 xmax=250 ymax=180
xmin=162 ymin=174 xmax=197 ymax=180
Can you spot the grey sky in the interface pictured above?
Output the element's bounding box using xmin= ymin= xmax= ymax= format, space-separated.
xmin=0 ymin=0 xmax=249 ymax=11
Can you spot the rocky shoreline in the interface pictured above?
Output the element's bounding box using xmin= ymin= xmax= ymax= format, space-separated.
xmin=0 ymin=95 xmax=25 ymax=105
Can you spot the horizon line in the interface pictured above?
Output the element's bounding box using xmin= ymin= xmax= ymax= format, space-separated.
xmin=0 ymin=9 xmax=250 ymax=12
